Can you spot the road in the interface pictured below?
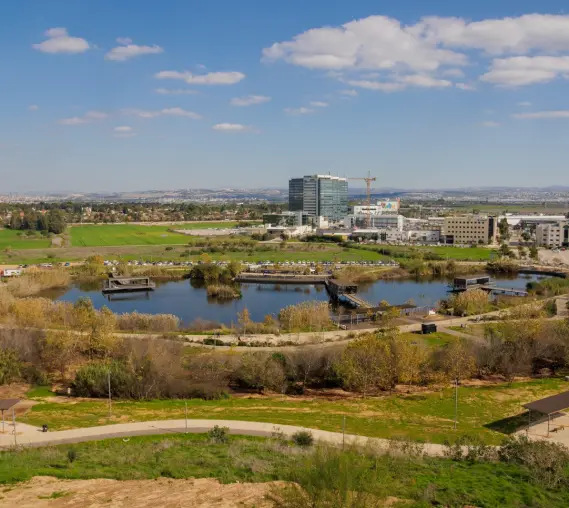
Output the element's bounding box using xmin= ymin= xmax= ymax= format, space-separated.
xmin=0 ymin=418 xmax=449 ymax=456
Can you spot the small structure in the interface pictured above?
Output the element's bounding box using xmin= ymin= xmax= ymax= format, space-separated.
xmin=451 ymin=276 xmax=492 ymax=291
xmin=0 ymin=399 xmax=20 ymax=434
xmin=422 ymin=323 xmax=437 ymax=334
xmin=326 ymin=278 xmax=358 ymax=298
xmin=102 ymin=275 xmax=156 ymax=294
xmin=523 ymin=391 xmax=569 ymax=437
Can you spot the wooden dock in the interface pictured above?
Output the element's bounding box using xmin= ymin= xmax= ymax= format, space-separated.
xmin=234 ymin=273 xmax=329 ymax=284
xmin=102 ymin=276 xmax=156 ymax=294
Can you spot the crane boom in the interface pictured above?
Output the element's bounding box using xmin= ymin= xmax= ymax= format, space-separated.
xmin=348 ymin=171 xmax=377 ymax=228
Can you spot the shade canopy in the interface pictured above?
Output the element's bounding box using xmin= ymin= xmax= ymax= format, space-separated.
xmin=523 ymin=391 xmax=569 ymax=415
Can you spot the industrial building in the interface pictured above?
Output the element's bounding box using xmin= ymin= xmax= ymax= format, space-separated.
xmin=536 ymin=221 xmax=569 ymax=247
xmin=442 ymin=215 xmax=497 ymax=245
xmin=288 ymin=175 xmax=348 ymax=221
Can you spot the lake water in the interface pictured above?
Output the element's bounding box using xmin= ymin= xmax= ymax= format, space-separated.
xmin=49 ymin=273 xmax=544 ymax=326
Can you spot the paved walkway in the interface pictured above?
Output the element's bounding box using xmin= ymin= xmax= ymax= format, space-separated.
xmin=0 ymin=419 xmax=447 ymax=457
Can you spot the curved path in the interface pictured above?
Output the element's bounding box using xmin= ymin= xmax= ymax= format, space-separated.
xmin=0 ymin=419 xmax=447 ymax=457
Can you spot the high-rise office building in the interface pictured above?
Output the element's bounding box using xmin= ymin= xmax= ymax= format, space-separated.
xmin=289 ymin=175 xmax=348 ymax=221
xmin=288 ymin=178 xmax=304 ymax=211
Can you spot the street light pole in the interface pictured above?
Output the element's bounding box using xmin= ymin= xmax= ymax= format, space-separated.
xmin=454 ymin=378 xmax=458 ymax=430
xmin=108 ymin=371 xmax=112 ymax=419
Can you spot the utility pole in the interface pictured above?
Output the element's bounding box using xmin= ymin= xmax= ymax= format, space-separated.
xmin=108 ymin=371 xmax=112 ymax=419
xmin=12 ymin=408 xmax=17 ymax=446
xmin=454 ymin=378 xmax=458 ymax=430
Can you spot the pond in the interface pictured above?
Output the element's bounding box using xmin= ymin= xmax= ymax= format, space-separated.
xmin=47 ymin=273 xmax=543 ymax=326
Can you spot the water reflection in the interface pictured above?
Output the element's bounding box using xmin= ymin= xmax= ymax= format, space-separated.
xmin=48 ymin=274 xmax=540 ymax=326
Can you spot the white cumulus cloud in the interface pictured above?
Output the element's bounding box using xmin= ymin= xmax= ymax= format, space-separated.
xmin=456 ymin=83 xmax=476 ymax=91
xmin=339 ymin=89 xmax=358 ymax=96
xmin=155 ymin=88 xmax=198 ymax=95
xmin=212 ymin=123 xmax=251 ymax=131
xmin=284 ymin=107 xmax=315 ymax=115
xmin=513 ymin=110 xmax=569 ymax=119
xmin=155 ymin=70 xmax=245 ymax=85
xmin=482 ymin=121 xmax=500 ymax=127
xmin=263 ymin=13 xmax=569 ymax=90
xmin=58 ymin=110 xmax=108 ymax=125
xmin=105 ymin=39 xmax=163 ymax=61
xmin=114 ymin=126 xmax=132 ymax=132
xmin=230 ymin=95 xmax=271 ymax=106
xmin=33 ymin=27 xmax=90 ymax=54
xmin=309 ymin=101 xmax=329 ymax=107
xmin=481 ymin=56 xmax=569 ymax=86
xmin=122 ymin=108 xmax=201 ymax=120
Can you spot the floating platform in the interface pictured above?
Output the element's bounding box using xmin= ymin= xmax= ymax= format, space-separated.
xmin=234 ymin=273 xmax=329 ymax=284
xmin=102 ymin=276 xmax=156 ymax=294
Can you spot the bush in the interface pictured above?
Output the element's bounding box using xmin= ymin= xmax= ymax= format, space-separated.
xmin=206 ymin=284 xmax=241 ymax=300
xmin=208 ymin=425 xmax=229 ymax=444
xmin=0 ymin=348 xmax=23 ymax=385
xmin=67 ymin=449 xmax=77 ymax=463
xmin=499 ymin=435 xmax=569 ymax=488
xmin=292 ymin=431 xmax=314 ymax=448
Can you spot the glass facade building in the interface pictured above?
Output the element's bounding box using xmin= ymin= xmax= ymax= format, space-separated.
xmin=288 ymin=178 xmax=304 ymax=212
xmin=289 ymin=175 xmax=348 ymax=221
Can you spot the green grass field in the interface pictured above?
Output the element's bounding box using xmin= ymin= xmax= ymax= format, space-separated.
xmin=2 ymin=434 xmax=566 ymax=506
xmin=20 ymin=378 xmax=565 ymax=444
xmin=400 ymin=331 xmax=456 ymax=348
xmin=70 ymin=225 xmax=203 ymax=247
xmin=368 ymin=244 xmax=495 ymax=261
xmin=0 ymin=229 xmax=52 ymax=251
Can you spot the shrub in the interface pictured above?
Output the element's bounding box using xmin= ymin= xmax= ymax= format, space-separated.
xmin=67 ymin=448 xmax=77 ymax=463
xmin=292 ymin=431 xmax=314 ymax=448
xmin=278 ymin=301 xmax=331 ymax=332
xmin=208 ymin=425 xmax=229 ymax=444
xmin=116 ymin=312 xmax=180 ymax=333
xmin=0 ymin=348 xmax=23 ymax=385
xmin=499 ymin=435 xmax=569 ymax=488
xmin=206 ymin=284 xmax=241 ymax=299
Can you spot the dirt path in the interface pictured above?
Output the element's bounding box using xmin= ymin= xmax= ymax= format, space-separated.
xmin=0 ymin=418 xmax=448 ymax=457
xmin=0 ymin=476 xmax=282 ymax=507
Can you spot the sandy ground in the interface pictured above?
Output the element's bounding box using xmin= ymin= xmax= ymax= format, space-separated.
xmin=0 ymin=477 xmax=285 ymax=508
xmin=539 ymin=249 xmax=569 ymax=267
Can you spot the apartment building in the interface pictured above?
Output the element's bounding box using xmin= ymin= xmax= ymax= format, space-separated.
xmin=536 ymin=221 xmax=569 ymax=247
xmin=443 ymin=215 xmax=497 ymax=245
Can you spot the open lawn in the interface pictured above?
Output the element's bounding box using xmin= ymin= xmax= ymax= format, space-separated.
xmin=70 ymin=225 xmax=198 ymax=247
xmin=0 ymin=229 xmax=52 ymax=251
xmin=2 ymin=434 xmax=566 ymax=506
xmin=400 ymin=331 xmax=456 ymax=348
xmin=374 ymin=245 xmax=495 ymax=261
xmin=0 ymin=243 xmax=389 ymax=265
xmin=20 ymin=378 xmax=566 ymax=444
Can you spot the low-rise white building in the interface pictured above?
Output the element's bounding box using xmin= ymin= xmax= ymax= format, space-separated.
xmin=344 ymin=214 xmax=404 ymax=231
xmin=536 ymin=221 xmax=569 ymax=247
xmin=405 ymin=230 xmax=440 ymax=243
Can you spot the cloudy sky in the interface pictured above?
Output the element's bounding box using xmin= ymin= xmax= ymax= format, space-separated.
xmin=2 ymin=0 xmax=569 ymax=192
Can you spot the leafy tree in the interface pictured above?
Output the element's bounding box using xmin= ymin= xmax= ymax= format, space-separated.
xmin=335 ymin=335 xmax=395 ymax=396
xmin=498 ymin=217 xmax=510 ymax=241
xmin=0 ymin=348 xmax=22 ymax=385
xmin=47 ymin=209 xmax=67 ymax=234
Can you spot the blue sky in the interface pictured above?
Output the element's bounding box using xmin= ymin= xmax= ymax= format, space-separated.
xmin=2 ymin=0 xmax=569 ymax=192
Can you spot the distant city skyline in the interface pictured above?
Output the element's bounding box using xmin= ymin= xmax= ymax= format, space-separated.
xmin=2 ymin=1 xmax=569 ymax=191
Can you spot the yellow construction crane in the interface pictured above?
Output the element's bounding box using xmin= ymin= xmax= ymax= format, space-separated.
xmin=348 ymin=171 xmax=377 ymax=228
